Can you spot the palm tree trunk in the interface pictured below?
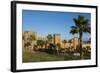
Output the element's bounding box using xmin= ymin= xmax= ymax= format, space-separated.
xmin=79 ymin=32 xmax=83 ymax=59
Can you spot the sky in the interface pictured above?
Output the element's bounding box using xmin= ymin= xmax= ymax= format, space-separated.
xmin=22 ymin=10 xmax=91 ymax=41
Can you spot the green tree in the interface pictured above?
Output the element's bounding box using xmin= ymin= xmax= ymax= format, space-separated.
xmin=44 ymin=40 xmax=48 ymax=49
xmin=62 ymin=40 xmax=67 ymax=48
xmin=68 ymin=40 xmax=72 ymax=47
xmin=70 ymin=15 xmax=90 ymax=59
xmin=47 ymin=34 xmax=53 ymax=44
xmin=37 ymin=40 xmax=45 ymax=48
xmin=30 ymin=34 xmax=36 ymax=42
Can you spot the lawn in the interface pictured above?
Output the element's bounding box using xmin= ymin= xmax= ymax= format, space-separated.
xmin=23 ymin=51 xmax=91 ymax=63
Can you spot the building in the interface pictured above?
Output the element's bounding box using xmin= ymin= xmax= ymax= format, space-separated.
xmin=70 ymin=37 xmax=91 ymax=51
xmin=22 ymin=31 xmax=37 ymax=52
xmin=23 ymin=31 xmax=91 ymax=52
xmin=23 ymin=31 xmax=37 ymax=41
xmin=53 ymin=34 xmax=61 ymax=45
xmin=38 ymin=36 xmax=47 ymax=41
xmin=71 ymin=37 xmax=79 ymax=50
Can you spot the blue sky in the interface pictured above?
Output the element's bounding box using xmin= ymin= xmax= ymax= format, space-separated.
xmin=22 ymin=10 xmax=91 ymax=40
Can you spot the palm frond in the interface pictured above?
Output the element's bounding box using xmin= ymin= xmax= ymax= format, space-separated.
xmin=83 ymin=25 xmax=91 ymax=33
xmin=82 ymin=19 xmax=89 ymax=26
xmin=70 ymin=27 xmax=79 ymax=35
xmin=71 ymin=26 xmax=77 ymax=29
xmin=73 ymin=18 xmax=80 ymax=27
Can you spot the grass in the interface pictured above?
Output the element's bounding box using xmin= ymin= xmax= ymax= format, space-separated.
xmin=23 ymin=51 xmax=91 ymax=63
xmin=23 ymin=51 xmax=65 ymax=62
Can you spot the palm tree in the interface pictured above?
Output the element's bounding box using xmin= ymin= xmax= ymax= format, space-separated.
xmin=30 ymin=34 xmax=37 ymax=42
xmin=68 ymin=39 xmax=72 ymax=52
xmin=29 ymin=33 xmax=37 ymax=52
xmin=47 ymin=34 xmax=53 ymax=44
xmin=43 ymin=40 xmax=47 ymax=49
xmin=37 ymin=40 xmax=45 ymax=49
xmin=62 ymin=40 xmax=67 ymax=48
xmin=70 ymin=15 xmax=90 ymax=59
